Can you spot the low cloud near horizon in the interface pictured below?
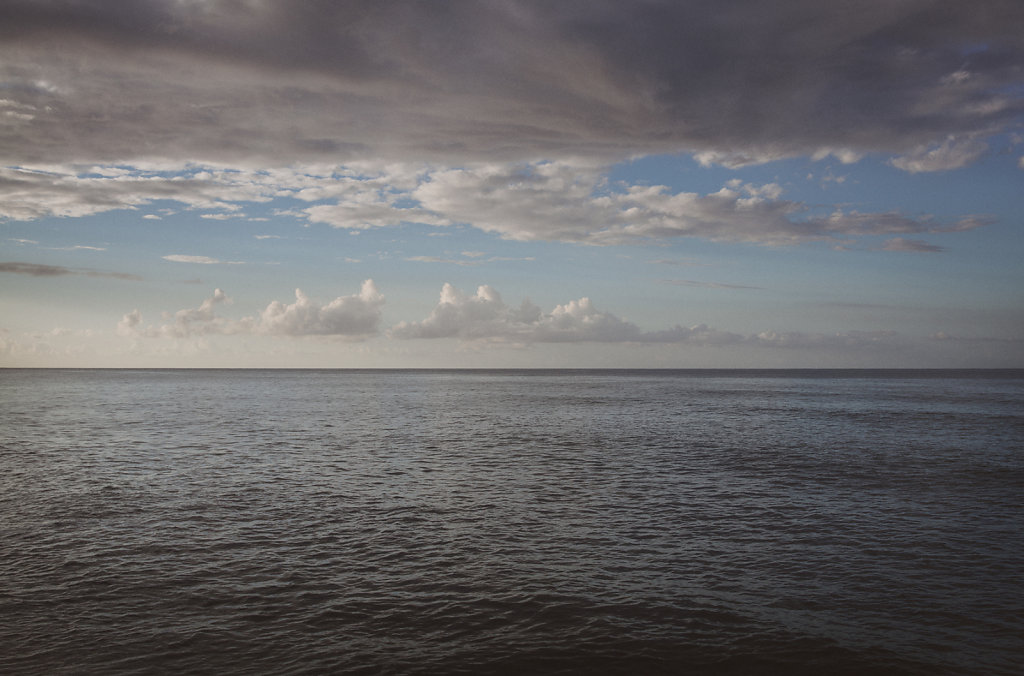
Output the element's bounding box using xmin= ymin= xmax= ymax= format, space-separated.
xmin=118 ymin=281 xmax=385 ymax=341
xmin=116 ymin=281 xmax=937 ymax=355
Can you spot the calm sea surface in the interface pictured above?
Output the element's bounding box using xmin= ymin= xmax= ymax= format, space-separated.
xmin=1 ymin=369 xmax=1022 ymax=675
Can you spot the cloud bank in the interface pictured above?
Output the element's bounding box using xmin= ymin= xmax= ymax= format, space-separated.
xmin=0 ymin=162 xmax=986 ymax=249
xmin=391 ymin=283 xmax=906 ymax=350
xmin=116 ymin=281 xmax=917 ymax=353
xmin=259 ymin=281 xmax=384 ymax=337
xmin=119 ymin=281 xmax=384 ymax=340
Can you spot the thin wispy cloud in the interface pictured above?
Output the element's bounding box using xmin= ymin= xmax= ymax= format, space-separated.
xmin=650 ymin=259 xmax=708 ymax=267
xmin=162 ymin=255 xmax=245 ymax=265
xmin=406 ymin=253 xmax=535 ymax=267
xmin=879 ymin=238 xmax=945 ymax=253
xmin=49 ymin=245 xmax=106 ymax=251
xmin=661 ymin=280 xmax=764 ymax=290
xmin=406 ymin=256 xmax=484 ymax=267
xmin=0 ymin=261 xmax=141 ymax=280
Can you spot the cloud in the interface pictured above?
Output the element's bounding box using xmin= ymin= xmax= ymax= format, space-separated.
xmin=1 ymin=158 xmax=988 ymax=250
xmin=930 ymin=331 xmax=1023 ymax=344
xmin=390 ymin=283 xmax=890 ymax=350
xmin=0 ymin=260 xmax=141 ymax=280
xmin=694 ymin=149 xmax=795 ymax=169
xmin=119 ymin=280 xmax=384 ymax=340
xmin=409 ymin=162 xmax=975 ymax=246
xmin=0 ymin=162 xmax=444 ymax=235
xmin=390 ymin=284 xmax=538 ymax=341
xmin=116 ymin=309 xmax=143 ymax=337
xmin=167 ymin=287 xmax=231 ymax=333
xmin=661 ymin=279 xmax=763 ymax=290
xmin=879 ymin=238 xmax=945 ymax=253
xmin=751 ymin=330 xmax=903 ymax=350
xmin=386 ymin=282 xmax=726 ymax=344
xmin=162 ymin=254 xmax=244 ymax=265
xmin=389 ymin=283 xmax=647 ymax=343
xmin=890 ymin=135 xmax=989 ymax=173
xmin=257 ymin=281 xmax=383 ymax=338
xmin=0 ymin=1 xmax=1020 ymax=168
xmin=0 ymin=164 xmax=282 ymax=221
xmin=650 ymin=258 xmax=706 ymax=267
xmin=938 ymin=216 xmax=996 ymax=232
xmin=406 ymin=256 xmax=483 ymax=267
xmin=0 ymin=2 xmax=1016 ymax=266
xmin=405 ymin=252 xmax=534 ymax=267
xmin=1 ymin=262 xmax=79 ymax=276
xmin=120 ymin=288 xmax=236 ymax=338
xmin=0 ymin=326 xmax=98 ymax=359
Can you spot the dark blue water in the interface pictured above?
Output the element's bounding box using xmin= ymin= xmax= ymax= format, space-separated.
xmin=1 ymin=369 xmax=1022 ymax=674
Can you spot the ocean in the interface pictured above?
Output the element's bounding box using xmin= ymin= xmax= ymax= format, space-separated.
xmin=1 ymin=369 xmax=1022 ymax=674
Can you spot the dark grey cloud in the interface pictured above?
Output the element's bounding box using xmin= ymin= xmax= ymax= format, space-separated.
xmin=0 ymin=261 xmax=142 ymax=279
xmin=879 ymin=237 xmax=945 ymax=252
xmin=1 ymin=0 xmax=1021 ymax=166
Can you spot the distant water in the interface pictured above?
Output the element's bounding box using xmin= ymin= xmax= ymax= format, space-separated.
xmin=2 ymin=369 xmax=1022 ymax=675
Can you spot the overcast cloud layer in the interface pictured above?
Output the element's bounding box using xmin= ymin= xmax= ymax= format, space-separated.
xmin=2 ymin=0 xmax=1022 ymax=167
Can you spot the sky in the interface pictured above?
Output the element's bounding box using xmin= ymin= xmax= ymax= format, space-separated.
xmin=1 ymin=0 xmax=1022 ymax=368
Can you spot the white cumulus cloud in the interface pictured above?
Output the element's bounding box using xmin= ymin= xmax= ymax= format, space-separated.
xmin=118 ymin=281 xmax=384 ymax=340
xmin=391 ymin=283 xmax=743 ymax=345
xmin=391 ymin=283 xmax=917 ymax=352
xmin=890 ymin=135 xmax=989 ymax=173
xmin=258 ymin=281 xmax=384 ymax=338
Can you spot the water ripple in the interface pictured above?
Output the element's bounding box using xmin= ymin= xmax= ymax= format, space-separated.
xmin=2 ymin=369 xmax=1022 ymax=674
